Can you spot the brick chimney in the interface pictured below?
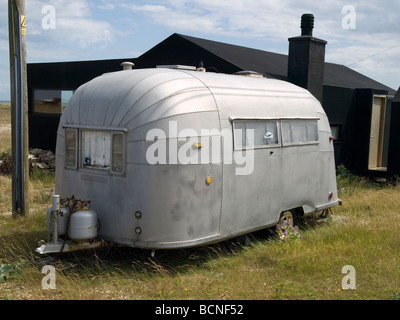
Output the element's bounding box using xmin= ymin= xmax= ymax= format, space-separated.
xmin=287 ymin=14 xmax=327 ymax=103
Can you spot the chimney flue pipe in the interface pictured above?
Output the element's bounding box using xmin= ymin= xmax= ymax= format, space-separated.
xmin=301 ymin=13 xmax=314 ymax=36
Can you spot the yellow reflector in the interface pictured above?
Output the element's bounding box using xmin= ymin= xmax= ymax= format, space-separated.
xmin=206 ymin=175 xmax=212 ymax=185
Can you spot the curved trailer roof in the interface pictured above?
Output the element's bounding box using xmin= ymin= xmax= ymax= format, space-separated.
xmin=59 ymin=68 xmax=325 ymax=139
xmin=48 ymin=67 xmax=338 ymax=252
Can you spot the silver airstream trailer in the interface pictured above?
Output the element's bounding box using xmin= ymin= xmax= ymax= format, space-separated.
xmin=36 ymin=66 xmax=340 ymax=254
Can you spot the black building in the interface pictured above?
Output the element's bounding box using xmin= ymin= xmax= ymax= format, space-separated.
xmin=27 ymin=14 xmax=397 ymax=177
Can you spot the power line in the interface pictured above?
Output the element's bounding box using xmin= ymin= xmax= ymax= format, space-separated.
xmin=347 ymin=41 xmax=400 ymax=67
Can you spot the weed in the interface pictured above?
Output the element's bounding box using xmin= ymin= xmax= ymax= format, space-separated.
xmin=275 ymin=221 xmax=302 ymax=242
xmin=0 ymin=261 xmax=25 ymax=282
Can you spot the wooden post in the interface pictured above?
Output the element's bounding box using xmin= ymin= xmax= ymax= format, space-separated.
xmin=8 ymin=0 xmax=29 ymax=217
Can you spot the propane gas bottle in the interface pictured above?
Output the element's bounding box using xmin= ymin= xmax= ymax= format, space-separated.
xmin=68 ymin=201 xmax=97 ymax=243
xmin=46 ymin=198 xmax=70 ymax=240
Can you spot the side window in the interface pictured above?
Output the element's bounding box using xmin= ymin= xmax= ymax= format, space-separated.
xmin=233 ymin=120 xmax=280 ymax=149
xmin=281 ymin=120 xmax=319 ymax=145
xmin=65 ymin=128 xmax=77 ymax=169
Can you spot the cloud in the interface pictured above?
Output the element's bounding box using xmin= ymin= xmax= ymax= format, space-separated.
xmin=0 ymin=0 xmax=398 ymax=96
xmin=97 ymin=3 xmax=115 ymax=10
xmin=120 ymin=0 xmax=292 ymax=39
xmin=119 ymin=0 xmax=340 ymax=41
xmin=25 ymin=0 xmax=115 ymax=60
xmin=120 ymin=0 xmax=399 ymax=89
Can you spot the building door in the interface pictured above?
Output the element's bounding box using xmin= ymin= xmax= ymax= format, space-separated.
xmin=368 ymin=95 xmax=387 ymax=171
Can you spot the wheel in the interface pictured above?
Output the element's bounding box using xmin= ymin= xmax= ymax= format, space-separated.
xmin=236 ymin=234 xmax=251 ymax=246
xmin=277 ymin=210 xmax=298 ymax=231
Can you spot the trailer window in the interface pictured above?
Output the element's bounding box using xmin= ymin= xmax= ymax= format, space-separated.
xmin=233 ymin=120 xmax=280 ymax=149
xmin=111 ymin=133 xmax=124 ymax=173
xmin=281 ymin=120 xmax=319 ymax=145
xmin=72 ymin=130 xmax=126 ymax=174
xmin=82 ymin=131 xmax=111 ymax=170
xmin=65 ymin=129 xmax=77 ymax=169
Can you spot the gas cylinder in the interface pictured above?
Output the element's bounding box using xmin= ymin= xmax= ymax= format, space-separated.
xmin=68 ymin=200 xmax=98 ymax=243
xmin=46 ymin=197 xmax=70 ymax=241
xmin=58 ymin=198 xmax=70 ymax=236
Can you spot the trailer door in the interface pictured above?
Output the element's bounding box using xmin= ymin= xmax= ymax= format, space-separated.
xmin=220 ymin=119 xmax=283 ymax=236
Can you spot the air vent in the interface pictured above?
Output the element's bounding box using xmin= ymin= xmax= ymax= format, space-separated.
xmin=156 ymin=65 xmax=196 ymax=71
xmin=233 ymin=70 xmax=264 ymax=78
xmin=121 ymin=62 xmax=134 ymax=70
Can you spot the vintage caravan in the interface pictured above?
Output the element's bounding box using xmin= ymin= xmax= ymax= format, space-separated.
xmin=36 ymin=66 xmax=340 ymax=254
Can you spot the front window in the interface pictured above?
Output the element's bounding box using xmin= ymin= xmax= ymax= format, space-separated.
xmin=112 ymin=133 xmax=124 ymax=173
xmin=82 ymin=131 xmax=111 ymax=170
xmin=65 ymin=128 xmax=77 ymax=169
xmin=64 ymin=128 xmax=125 ymax=174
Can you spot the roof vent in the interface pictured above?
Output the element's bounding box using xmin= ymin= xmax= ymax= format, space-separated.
xmin=301 ymin=13 xmax=314 ymax=36
xmin=156 ymin=65 xmax=196 ymax=71
xmin=121 ymin=62 xmax=134 ymax=70
xmin=196 ymin=61 xmax=206 ymax=72
xmin=233 ymin=70 xmax=264 ymax=78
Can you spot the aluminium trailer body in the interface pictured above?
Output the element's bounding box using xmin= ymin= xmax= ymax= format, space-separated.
xmin=37 ymin=67 xmax=339 ymax=253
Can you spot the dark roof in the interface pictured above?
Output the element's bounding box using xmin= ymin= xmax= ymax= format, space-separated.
xmin=140 ymin=33 xmax=395 ymax=94
xmin=28 ymin=58 xmax=137 ymax=89
xmin=394 ymin=87 xmax=400 ymax=102
xmin=177 ymin=34 xmax=289 ymax=79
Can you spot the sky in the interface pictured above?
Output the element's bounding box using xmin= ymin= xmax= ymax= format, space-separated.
xmin=0 ymin=0 xmax=399 ymax=101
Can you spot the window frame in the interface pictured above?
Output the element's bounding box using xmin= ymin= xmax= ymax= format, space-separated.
xmin=64 ymin=126 xmax=126 ymax=176
xmin=110 ymin=131 xmax=126 ymax=176
xmin=232 ymin=117 xmax=320 ymax=150
xmin=32 ymin=89 xmax=74 ymax=115
xmin=65 ymin=128 xmax=78 ymax=170
xmin=330 ymin=125 xmax=341 ymax=142
xmin=233 ymin=119 xmax=281 ymax=150
xmin=281 ymin=119 xmax=319 ymax=146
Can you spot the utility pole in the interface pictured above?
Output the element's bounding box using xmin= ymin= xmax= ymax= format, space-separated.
xmin=8 ymin=0 xmax=29 ymax=217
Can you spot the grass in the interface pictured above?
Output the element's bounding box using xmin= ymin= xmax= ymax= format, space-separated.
xmin=0 ymin=103 xmax=11 ymax=154
xmin=1 ymin=102 xmax=400 ymax=300
xmin=1 ymin=171 xmax=399 ymax=300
